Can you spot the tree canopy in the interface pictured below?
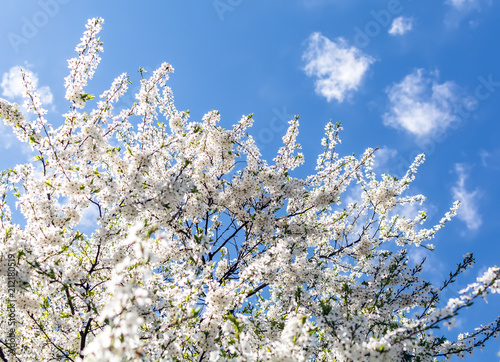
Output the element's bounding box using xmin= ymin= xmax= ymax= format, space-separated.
xmin=0 ymin=18 xmax=499 ymax=361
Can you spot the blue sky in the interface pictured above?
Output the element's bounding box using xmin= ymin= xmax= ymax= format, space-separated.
xmin=1 ymin=0 xmax=499 ymax=360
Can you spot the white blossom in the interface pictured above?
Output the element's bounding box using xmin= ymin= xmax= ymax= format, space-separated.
xmin=0 ymin=18 xmax=498 ymax=362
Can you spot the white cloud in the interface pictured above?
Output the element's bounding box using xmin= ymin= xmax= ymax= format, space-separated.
xmin=479 ymin=149 xmax=490 ymax=167
xmin=452 ymin=164 xmax=482 ymax=231
xmin=445 ymin=0 xmax=491 ymax=27
xmin=383 ymin=69 xmax=463 ymax=137
xmin=447 ymin=0 xmax=481 ymax=11
xmin=479 ymin=148 xmax=500 ymax=169
xmin=303 ymin=32 xmax=375 ymax=102
xmin=373 ymin=146 xmax=398 ymax=173
xmin=1 ymin=65 xmax=53 ymax=104
xmin=388 ymin=16 xmax=414 ymax=35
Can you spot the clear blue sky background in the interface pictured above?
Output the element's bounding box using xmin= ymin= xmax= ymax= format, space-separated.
xmin=1 ymin=1 xmax=499 ymax=360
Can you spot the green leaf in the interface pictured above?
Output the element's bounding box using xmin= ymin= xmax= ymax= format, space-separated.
xmin=80 ymin=93 xmax=95 ymax=102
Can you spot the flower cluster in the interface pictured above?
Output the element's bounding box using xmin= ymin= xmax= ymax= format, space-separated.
xmin=0 ymin=18 xmax=499 ymax=361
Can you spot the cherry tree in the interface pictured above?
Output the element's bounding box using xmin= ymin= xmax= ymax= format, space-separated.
xmin=0 ymin=18 xmax=499 ymax=361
